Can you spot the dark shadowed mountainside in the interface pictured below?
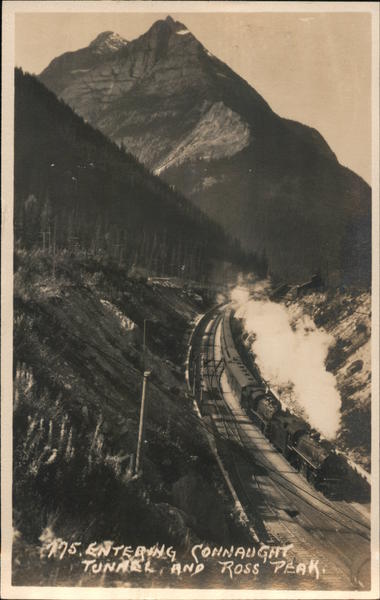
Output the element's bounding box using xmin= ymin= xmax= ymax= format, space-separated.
xmin=39 ymin=16 xmax=371 ymax=287
xmin=15 ymin=68 xmax=266 ymax=282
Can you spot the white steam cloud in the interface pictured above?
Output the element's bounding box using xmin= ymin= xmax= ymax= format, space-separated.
xmin=231 ymin=282 xmax=341 ymax=439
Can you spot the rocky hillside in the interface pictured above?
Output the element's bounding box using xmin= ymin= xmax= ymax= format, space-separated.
xmin=284 ymin=289 xmax=371 ymax=472
xmin=13 ymin=251 xmax=251 ymax=587
xmin=39 ymin=16 xmax=371 ymax=286
xmin=13 ymin=67 xmax=265 ymax=588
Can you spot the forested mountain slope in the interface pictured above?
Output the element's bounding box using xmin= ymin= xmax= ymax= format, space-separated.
xmin=15 ymin=68 xmax=266 ymax=282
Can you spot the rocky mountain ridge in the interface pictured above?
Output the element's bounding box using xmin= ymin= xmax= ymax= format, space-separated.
xmin=39 ymin=16 xmax=371 ymax=286
xmin=89 ymin=31 xmax=129 ymax=53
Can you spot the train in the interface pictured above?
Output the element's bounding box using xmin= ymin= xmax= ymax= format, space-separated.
xmin=221 ymin=308 xmax=370 ymax=502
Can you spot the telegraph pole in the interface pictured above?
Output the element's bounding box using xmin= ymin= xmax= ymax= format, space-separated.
xmin=135 ymin=369 xmax=151 ymax=475
xmin=134 ymin=318 xmax=149 ymax=475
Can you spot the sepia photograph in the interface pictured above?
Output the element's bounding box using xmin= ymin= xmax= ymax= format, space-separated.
xmin=1 ymin=1 xmax=379 ymax=598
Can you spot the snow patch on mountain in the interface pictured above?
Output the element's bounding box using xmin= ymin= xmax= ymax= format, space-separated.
xmin=89 ymin=31 xmax=128 ymax=54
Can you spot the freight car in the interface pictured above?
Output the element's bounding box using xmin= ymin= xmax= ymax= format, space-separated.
xmin=220 ymin=307 xmax=370 ymax=502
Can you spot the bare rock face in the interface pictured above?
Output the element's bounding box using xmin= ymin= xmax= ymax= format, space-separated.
xmin=39 ymin=31 xmax=129 ymax=99
xmin=40 ymin=16 xmax=260 ymax=170
xmin=155 ymin=101 xmax=251 ymax=174
xmin=39 ymin=16 xmax=371 ymax=286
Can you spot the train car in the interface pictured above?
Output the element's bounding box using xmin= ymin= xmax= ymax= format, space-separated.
xmin=290 ymin=433 xmax=370 ymax=500
xmin=245 ymin=388 xmax=266 ymax=412
xmin=221 ymin=309 xmax=242 ymax=363
xmin=317 ymin=452 xmax=370 ymax=501
xmin=269 ymin=412 xmax=308 ymax=459
xmin=290 ymin=432 xmax=331 ymax=484
xmin=224 ymin=355 xmax=260 ymax=405
xmin=246 ymin=391 xmax=281 ymax=434
xmin=255 ymin=394 xmax=281 ymax=434
xmin=221 ymin=309 xmax=264 ymax=405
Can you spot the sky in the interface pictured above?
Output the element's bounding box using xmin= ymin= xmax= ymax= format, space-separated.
xmin=15 ymin=10 xmax=372 ymax=183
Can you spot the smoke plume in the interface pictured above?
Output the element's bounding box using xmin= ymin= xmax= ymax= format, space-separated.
xmin=231 ymin=282 xmax=341 ymax=439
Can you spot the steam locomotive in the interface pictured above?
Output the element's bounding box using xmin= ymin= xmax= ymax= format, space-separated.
xmin=221 ymin=308 xmax=370 ymax=502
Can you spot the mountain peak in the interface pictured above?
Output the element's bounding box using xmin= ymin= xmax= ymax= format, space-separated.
xmin=148 ymin=15 xmax=192 ymax=37
xmin=89 ymin=31 xmax=128 ymax=54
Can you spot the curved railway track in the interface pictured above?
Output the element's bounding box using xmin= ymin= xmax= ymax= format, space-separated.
xmin=188 ymin=305 xmax=371 ymax=591
xmin=200 ymin=312 xmax=276 ymax=543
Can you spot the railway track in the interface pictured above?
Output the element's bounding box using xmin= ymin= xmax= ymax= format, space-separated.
xmin=199 ymin=313 xmax=275 ymax=542
xmin=188 ymin=306 xmax=371 ymax=590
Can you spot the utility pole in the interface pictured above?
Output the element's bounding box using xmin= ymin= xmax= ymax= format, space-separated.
xmin=135 ymin=370 xmax=151 ymax=475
